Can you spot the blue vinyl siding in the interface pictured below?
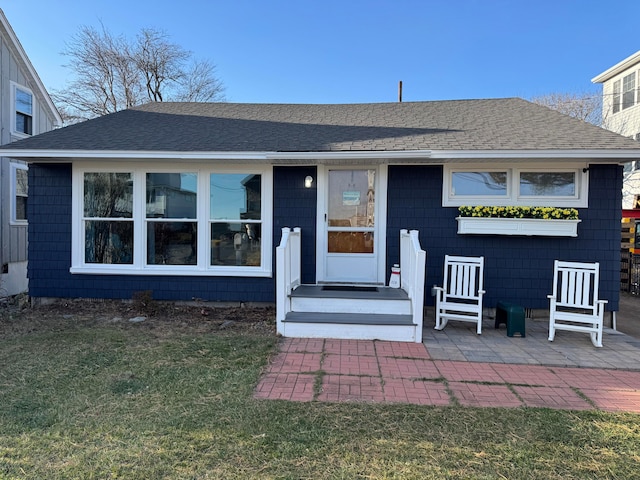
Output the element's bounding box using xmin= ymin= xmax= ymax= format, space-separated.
xmin=28 ymin=163 xmax=621 ymax=311
xmin=273 ymin=166 xmax=317 ymax=285
xmin=386 ymin=164 xmax=621 ymax=311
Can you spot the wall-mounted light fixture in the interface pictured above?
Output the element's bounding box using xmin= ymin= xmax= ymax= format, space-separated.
xmin=304 ymin=175 xmax=314 ymax=188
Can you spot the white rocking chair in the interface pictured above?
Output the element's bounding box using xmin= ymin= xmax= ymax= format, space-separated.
xmin=434 ymin=255 xmax=485 ymax=334
xmin=547 ymin=260 xmax=608 ymax=348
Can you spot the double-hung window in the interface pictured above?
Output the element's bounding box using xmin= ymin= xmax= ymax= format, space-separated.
xmin=443 ymin=164 xmax=587 ymax=207
xmin=84 ymin=173 xmax=134 ymax=264
xmin=12 ymin=82 xmax=34 ymax=136
xmin=72 ymin=163 xmax=272 ymax=276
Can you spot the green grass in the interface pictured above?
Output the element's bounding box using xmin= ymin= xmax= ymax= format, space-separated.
xmin=1 ymin=311 xmax=639 ymax=479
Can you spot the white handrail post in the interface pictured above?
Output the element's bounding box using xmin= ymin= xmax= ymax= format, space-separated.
xmin=276 ymin=228 xmax=291 ymax=334
xmin=276 ymin=227 xmax=302 ymax=336
xmin=399 ymin=229 xmax=426 ymax=342
xmin=410 ymin=230 xmax=426 ymax=342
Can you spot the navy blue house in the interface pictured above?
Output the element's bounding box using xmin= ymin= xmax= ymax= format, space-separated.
xmin=3 ymin=99 xmax=639 ymax=338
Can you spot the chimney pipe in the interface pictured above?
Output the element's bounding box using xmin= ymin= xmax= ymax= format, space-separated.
xmin=398 ymin=81 xmax=403 ymax=102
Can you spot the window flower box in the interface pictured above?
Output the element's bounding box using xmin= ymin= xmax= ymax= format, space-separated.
xmin=456 ymin=206 xmax=581 ymax=237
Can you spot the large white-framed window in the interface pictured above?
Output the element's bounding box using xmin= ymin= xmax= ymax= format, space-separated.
xmin=71 ymin=162 xmax=273 ymax=276
xmin=443 ymin=164 xmax=588 ymax=207
xmin=11 ymin=82 xmax=34 ymax=137
xmin=11 ymin=163 xmax=29 ymax=224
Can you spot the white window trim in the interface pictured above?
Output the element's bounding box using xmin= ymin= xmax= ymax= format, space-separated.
xmin=10 ymin=81 xmax=35 ymax=138
xmin=443 ymin=163 xmax=588 ymax=208
xmin=71 ymin=162 xmax=273 ymax=277
xmin=10 ymin=163 xmax=28 ymax=225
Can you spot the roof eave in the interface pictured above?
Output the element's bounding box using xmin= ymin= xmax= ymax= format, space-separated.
xmin=592 ymin=50 xmax=640 ymax=84
xmin=2 ymin=148 xmax=639 ymax=164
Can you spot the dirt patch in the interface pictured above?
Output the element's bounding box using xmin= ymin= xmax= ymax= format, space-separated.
xmin=0 ymin=295 xmax=276 ymax=339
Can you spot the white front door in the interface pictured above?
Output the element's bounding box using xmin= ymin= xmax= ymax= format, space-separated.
xmin=316 ymin=166 xmax=387 ymax=284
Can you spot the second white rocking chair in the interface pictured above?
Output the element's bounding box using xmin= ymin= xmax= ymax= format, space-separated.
xmin=434 ymin=255 xmax=485 ymax=334
xmin=548 ymin=260 xmax=607 ymax=348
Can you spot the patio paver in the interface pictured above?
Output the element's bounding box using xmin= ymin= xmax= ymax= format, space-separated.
xmin=255 ymin=338 xmax=640 ymax=413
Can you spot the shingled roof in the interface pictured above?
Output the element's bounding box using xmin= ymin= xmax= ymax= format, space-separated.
xmin=3 ymin=98 xmax=639 ymax=154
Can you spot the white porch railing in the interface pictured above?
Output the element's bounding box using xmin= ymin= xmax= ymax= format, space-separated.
xmin=400 ymin=229 xmax=427 ymax=342
xmin=276 ymin=227 xmax=301 ymax=335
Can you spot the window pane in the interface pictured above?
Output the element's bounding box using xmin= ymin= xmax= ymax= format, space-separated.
xmin=211 ymin=222 xmax=261 ymax=266
xmin=16 ymin=89 xmax=32 ymax=115
xmin=146 ymin=173 xmax=197 ymax=218
xmin=16 ymin=196 xmax=27 ymax=221
xmin=15 ymin=169 xmax=28 ymax=195
xmin=623 ymin=73 xmax=636 ymax=109
xmin=452 ymin=172 xmax=507 ymax=196
xmin=328 ymin=169 xmax=375 ymax=227
xmin=520 ymin=172 xmax=575 ymax=196
xmin=84 ymin=173 xmax=133 ymax=218
xmin=16 ymin=112 xmax=32 ymax=135
xmin=210 ymin=174 xmax=261 ymax=220
xmin=328 ymin=231 xmax=374 ymax=253
xmin=613 ymin=80 xmax=621 ymax=114
xmin=147 ymin=221 xmax=197 ymax=265
xmin=85 ymin=220 xmax=133 ymax=264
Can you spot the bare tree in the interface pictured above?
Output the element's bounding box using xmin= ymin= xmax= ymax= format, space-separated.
xmin=54 ymin=25 xmax=225 ymax=123
xmin=176 ymin=59 xmax=226 ymax=102
xmin=529 ymin=91 xmax=603 ymax=126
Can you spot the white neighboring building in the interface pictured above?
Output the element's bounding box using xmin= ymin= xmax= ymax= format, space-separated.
xmin=0 ymin=9 xmax=61 ymax=296
xmin=593 ymin=51 xmax=640 ymax=209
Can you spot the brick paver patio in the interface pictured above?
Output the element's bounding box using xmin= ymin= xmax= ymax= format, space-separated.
xmin=254 ymin=338 xmax=640 ymax=413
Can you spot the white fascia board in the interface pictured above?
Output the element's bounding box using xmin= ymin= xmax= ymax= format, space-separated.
xmin=0 ymin=149 xmax=433 ymax=162
xmin=429 ymin=149 xmax=640 ymax=161
xmin=2 ymin=148 xmax=639 ymax=163
xmin=592 ymin=50 xmax=640 ymax=84
xmin=265 ymin=150 xmax=432 ymax=161
xmin=0 ymin=150 xmax=271 ymax=161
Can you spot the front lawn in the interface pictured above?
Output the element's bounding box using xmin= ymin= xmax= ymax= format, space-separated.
xmin=1 ymin=301 xmax=639 ymax=479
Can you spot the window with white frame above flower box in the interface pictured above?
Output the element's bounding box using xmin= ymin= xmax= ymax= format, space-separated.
xmin=442 ymin=164 xmax=588 ymax=208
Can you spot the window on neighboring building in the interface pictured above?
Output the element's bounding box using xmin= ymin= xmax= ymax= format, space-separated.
xmin=443 ymin=165 xmax=588 ymax=207
xmin=72 ymin=164 xmax=272 ymax=276
xmin=12 ymin=82 xmax=34 ymax=136
xmin=613 ymin=80 xmax=621 ymax=114
xmin=622 ymin=72 xmax=636 ymax=110
xmin=11 ymin=164 xmax=28 ymax=223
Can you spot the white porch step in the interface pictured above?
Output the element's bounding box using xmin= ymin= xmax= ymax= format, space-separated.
xmin=284 ymin=311 xmax=413 ymax=325
xmin=281 ymin=312 xmax=418 ymax=342
xmin=281 ymin=285 xmax=418 ymax=342
xmin=290 ymin=285 xmax=411 ymax=315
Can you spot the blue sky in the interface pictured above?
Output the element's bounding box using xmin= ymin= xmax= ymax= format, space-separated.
xmin=3 ymin=0 xmax=638 ymax=104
